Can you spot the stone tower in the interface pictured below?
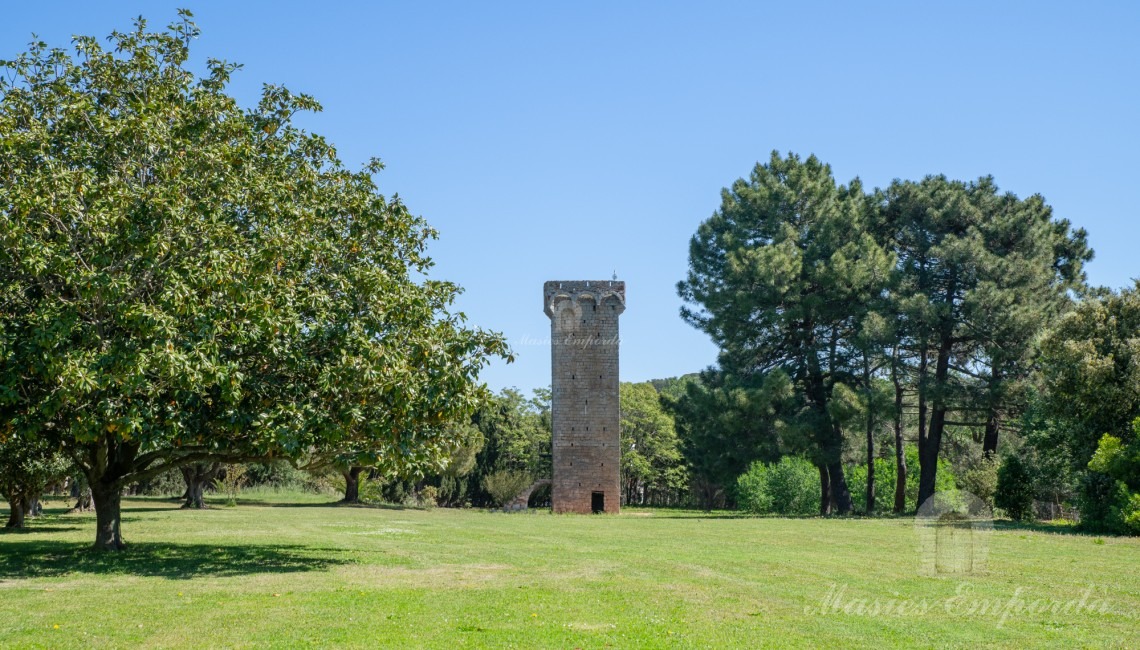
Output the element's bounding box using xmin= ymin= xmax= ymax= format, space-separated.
xmin=544 ymin=280 xmax=625 ymax=514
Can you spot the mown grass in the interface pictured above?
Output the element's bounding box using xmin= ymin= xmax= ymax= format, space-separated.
xmin=1 ymin=494 xmax=1137 ymax=648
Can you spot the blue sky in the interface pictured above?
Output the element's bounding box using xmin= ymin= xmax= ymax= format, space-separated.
xmin=4 ymin=2 xmax=1138 ymax=394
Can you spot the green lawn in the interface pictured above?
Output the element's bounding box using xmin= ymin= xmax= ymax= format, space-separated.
xmin=1 ymin=494 xmax=1137 ymax=649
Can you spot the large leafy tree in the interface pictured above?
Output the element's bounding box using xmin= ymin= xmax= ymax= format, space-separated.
xmin=619 ymin=382 xmax=687 ymax=506
xmin=0 ymin=434 xmax=70 ymax=528
xmin=1034 ymin=284 xmax=1140 ymax=532
xmin=678 ymin=152 xmax=893 ymax=514
xmin=881 ymin=176 xmax=1089 ymax=507
xmin=0 ymin=13 xmax=508 ymax=549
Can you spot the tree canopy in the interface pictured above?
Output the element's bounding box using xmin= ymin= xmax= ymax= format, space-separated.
xmin=0 ymin=12 xmax=508 ymax=548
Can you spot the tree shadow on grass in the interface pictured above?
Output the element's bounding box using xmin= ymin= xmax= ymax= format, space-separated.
xmin=231 ymin=499 xmax=419 ymax=511
xmin=991 ymin=519 xmax=1100 ymax=537
xmin=0 ymin=540 xmax=353 ymax=581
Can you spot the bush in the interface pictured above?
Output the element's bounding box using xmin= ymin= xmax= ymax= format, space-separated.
xmin=847 ymin=458 xmax=895 ymax=514
xmin=246 ymin=461 xmax=310 ymax=490
xmin=482 ymin=470 xmax=532 ymax=507
xmin=846 ymin=446 xmax=958 ymax=515
xmin=736 ymin=457 xmax=817 ymax=515
xmin=437 ymin=475 xmax=470 ymax=507
xmin=959 ymin=456 xmax=999 ymax=508
xmin=905 ymin=445 xmax=958 ymax=510
xmin=995 ymin=454 xmax=1035 ymax=521
xmin=419 ymin=485 xmax=439 ymax=508
xmin=1077 ymin=471 xmax=1136 ymax=534
xmin=212 ymin=464 xmax=247 ymax=507
xmin=137 ymin=468 xmax=184 ymax=497
xmin=736 ymin=462 xmax=773 ymax=514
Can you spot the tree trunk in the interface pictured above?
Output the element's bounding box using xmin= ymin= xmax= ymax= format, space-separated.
xmin=918 ymin=335 xmax=953 ymax=508
xmin=828 ymin=462 xmax=853 ymax=514
xmin=982 ymin=416 xmax=999 ymax=457
xmin=342 ymin=466 xmax=364 ymax=503
xmin=982 ymin=366 xmax=1001 ymax=455
xmin=893 ymin=372 xmax=907 ymax=514
xmin=90 ymin=481 xmax=125 ymax=551
xmin=180 ymin=463 xmax=220 ymax=509
xmin=5 ymin=494 xmax=25 ymax=529
xmin=818 ymin=464 xmax=832 ymax=516
xmin=864 ymin=359 xmax=875 ymax=516
xmin=866 ymin=418 xmax=875 ymax=516
xmin=25 ymin=493 xmax=41 ymax=518
xmin=71 ymin=487 xmax=93 ymax=513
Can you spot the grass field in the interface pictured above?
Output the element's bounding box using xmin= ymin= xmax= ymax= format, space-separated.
xmin=1 ymin=493 xmax=1137 ymax=649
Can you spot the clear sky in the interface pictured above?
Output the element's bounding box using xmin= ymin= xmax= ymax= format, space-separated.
xmin=4 ymin=2 xmax=1138 ymax=395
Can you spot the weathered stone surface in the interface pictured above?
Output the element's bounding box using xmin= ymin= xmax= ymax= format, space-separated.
xmin=543 ymin=280 xmax=625 ymax=514
xmin=504 ymin=479 xmax=552 ymax=512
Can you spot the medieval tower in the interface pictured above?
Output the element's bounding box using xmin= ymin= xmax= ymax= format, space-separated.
xmin=544 ymin=280 xmax=625 ymax=514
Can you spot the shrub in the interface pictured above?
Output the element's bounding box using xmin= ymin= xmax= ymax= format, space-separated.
xmin=736 ymin=457 xmax=817 ymax=515
xmin=959 ymin=456 xmax=999 ymax=508
xmin=482 ymin=470 xmax=532 ymax=507
xmin=995 ymin=454 xmax=1035 ymax=521
xmin=212 ymin=465 xmax=248 ymax=507
xmin=1077 ymin=471 xmax=1136 ymax=534
xmin=419 ymin=485 xmax=439 ymax=508
xmin=905 ymin=445 xmax=958 ymax=510
xmin=768 ymin=457 xmax=819 ymax=515
xmin=246 ymin=461 xmax=309 ymax=490
xmin=137 ymin=468 xmax=185 ymax=497
xmin=846 ymin=446 xmax=959 ymax=515
xmin=847 ymin=458 xmax=895 ymax=514
xmin=437 ymin=475 xmax=469 ymax=507
xmin=736 ymin=463 xmax=773 ymax=514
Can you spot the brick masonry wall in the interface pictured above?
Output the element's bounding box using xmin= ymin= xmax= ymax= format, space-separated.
xmin=544 ymin=280 xmax=624 ymax=514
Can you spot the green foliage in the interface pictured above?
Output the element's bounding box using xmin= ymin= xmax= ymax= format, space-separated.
xmin=136 ymin=468 xmax=184 ymax=497
xmin=482 ymin=469 xmax=532 ymax=508
xmin=619 ymin=382 xmax=687 ymax=506
xmin=665 ymin=369 xmax=788 ymax=509
xmin=0 ymin=434 xmax=71 ymax=525
xmin=735 ymin=457 xmax=818 ymax=515
xmin=995 ymin=455 xmax=1035 ymax=521
xmin=1038 ymin=286 xmax=1140 ymax=466
xmin=958 ymin=456 xmax=1000 ymax=508
xmin=735 ymin=463 xmax=774 ymax=514
xmin=1088 ymin=424 xmax=1140 ymax=492
xmin=847 ymin=458 xmax=896 ymax=514
xmin=1032 ymin=286 xmax=1140 ymax=533
xmin=0 ymin=13 xmax=507 ymax=545
xmin=246 ymin=462 xmax=311 ymax=491
xmin=847 ymin=447 xmax=957 ymax=514
xmin=419 ymin=485 xmax=439 ymax=509
xmin=425 ymin=388 xmax=552 ymax=507
xmin=1079 ymin=420 xmax=1140 ymax=535
xmin=678 ymin=152 xmax=892 ymax=514
xmin=212 ymin=465 xmax=247 ymax=507
xmin=882 ymin=174 xmax=1090 ymax=507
